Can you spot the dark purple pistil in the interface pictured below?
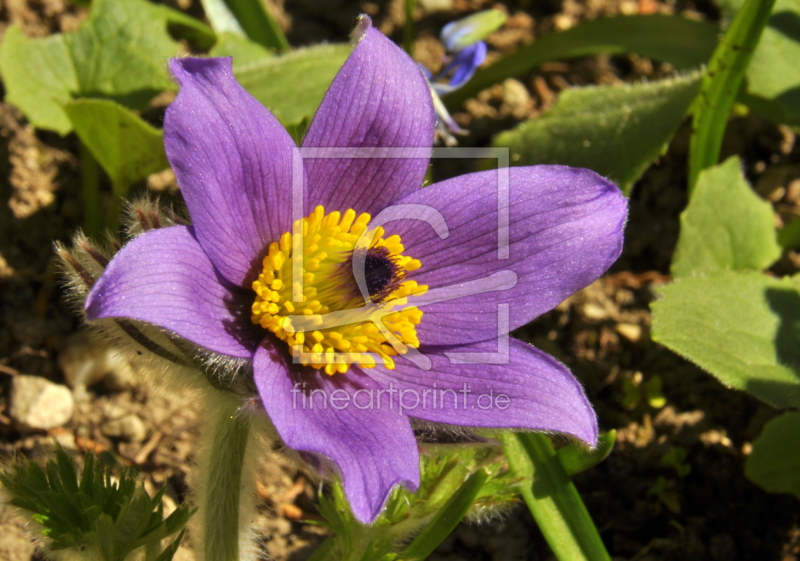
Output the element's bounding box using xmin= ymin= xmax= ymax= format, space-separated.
xmin=363 ymin=246 xmax=403 ymax=302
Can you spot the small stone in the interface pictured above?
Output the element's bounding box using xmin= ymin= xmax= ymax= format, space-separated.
xmin=58 ymin=332 xmax=109 ymax=391
xmin=501 ymin=78 xmax=530 ymax=108
xmin=59 ymin=333 xmax=137 ymax=393
xmin=101 ymin=414 xmax=147 ymax=443
xmin=418 ymin=0 xmax=453 ymax=11
xmin=582 ymin=303 xmax=608 ymax=320
xmin=9 ymin=375 xmax=74 ymax=432
xmin=616 ymin=323 xmax=643 ymax=342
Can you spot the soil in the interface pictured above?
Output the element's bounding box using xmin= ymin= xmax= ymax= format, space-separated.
xmin=1 ymin=0 xmax=800 ymax=560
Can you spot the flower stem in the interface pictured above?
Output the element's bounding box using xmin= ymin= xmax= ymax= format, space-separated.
xmin=197 ymin=392 xmax=251 ymax=561
xmin=687 ymin=0 xmax=776 ymax=191
xmin=403 ymin=0 xmax=416 ymax=55
xmin=503 ymin=432 xmax=610 ymax=561
xmin=80 ymin=140 xmax=100 ymax=238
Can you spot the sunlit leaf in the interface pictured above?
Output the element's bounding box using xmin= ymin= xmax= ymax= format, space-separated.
xmin=493 ymin=72 xmax=701 ymax=194
xmin=232 ymin=44 xmax=351 ymax=130
xmin=210 ymin=32 xmax=274 ymax=65
xmin=64 ymin=99 xmax=169 ymax=198
xmin=0 ymin=0 xmax=184 ymax=134
xmin=672 ymin=157 xmax=781 ymax=277
xmin=652 ymin=271 xmax=800 ymax=408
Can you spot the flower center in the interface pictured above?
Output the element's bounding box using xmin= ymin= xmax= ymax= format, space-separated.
xmin=251 ymin=206 xmax=428 ymax=375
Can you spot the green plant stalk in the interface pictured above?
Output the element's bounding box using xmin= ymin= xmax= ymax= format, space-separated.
xmin=503 ymin=432 xmax=610 ymax=561
xmin=403 ymin=0 xmax=416 ymax=55
xmin=199 ymin=394 xmax=251 ymax=561
xmin=80 ymin=140 xmax=100 ymax=238
xmin=223 ymin=0 xmax=290 ymax=53
xmin=398 ymin=469 xmax=489 ymax=561
xmin=688 ymin=0 xmax=776 ymax=191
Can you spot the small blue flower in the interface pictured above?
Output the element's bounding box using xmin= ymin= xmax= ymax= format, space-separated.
xmin=424 ymin=10 xmax=505 ymax=143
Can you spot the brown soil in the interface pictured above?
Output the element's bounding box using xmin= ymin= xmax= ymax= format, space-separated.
xmin=1 ymin=1 xmax=799 ymax=560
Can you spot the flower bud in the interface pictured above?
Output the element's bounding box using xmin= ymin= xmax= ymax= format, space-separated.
xmin=440 ymin=9 xmax=507 ymax=53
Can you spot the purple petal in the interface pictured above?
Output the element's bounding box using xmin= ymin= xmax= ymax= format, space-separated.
xmin=369 ymin=338 xmax=598 ymax=445
xmin=301 ymin=19 xmax=435 ymax=216
xmin=165 ymin=57 xmax=298 ymax=287
xmin=390 ymin=166 xmax=627 ymax=346
xmin=85 ymin=226 xmax=259 ymax=358
xmin=253 ymin=343 xmax=419 ymax=523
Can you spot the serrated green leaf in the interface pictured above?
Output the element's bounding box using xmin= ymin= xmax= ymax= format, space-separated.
xmin=723 ymin=0 xmax=800 ymax=125
xmin=56 ymin=448 xmax=80 ymax=495
xmin=652 ymin=271 xmax=800 ymax=408
xmin=0 ymin=0 xmax=183 ymax=134
xmin=163 ymin=505 xmax=194 ymax=537
xmin=493 ymin=72 xmax=701 ymax=194
xmin=155 ymin=529 xmax=188 ymax=561
xmin=64 ymin=99 xmax=169 ymax=198
xmin=672 ymin=157 xmax=781 ymax=277
xmin=232 ymin=44 xmax=351 ymax=130
xmin=80 ymin=453 xmax=96 ymax=496
xmin=557 ymin=430 xmax=616 ymax=477
xmin=745 ymin=411 xmax=800 ymax=498
xmin=447 ymin=15 xmax=718 ymax=108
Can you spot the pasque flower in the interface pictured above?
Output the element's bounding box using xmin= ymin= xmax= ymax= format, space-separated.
xmin=84 ymin=17 xmax=626 ymax=523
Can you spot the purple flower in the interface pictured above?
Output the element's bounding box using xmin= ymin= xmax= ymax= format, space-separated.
xmin=84 ymin=18 xmax=626 ymax=523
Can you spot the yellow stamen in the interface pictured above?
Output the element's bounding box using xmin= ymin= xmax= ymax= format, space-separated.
xmin=251 ymin=205 xmax=427 ymax=375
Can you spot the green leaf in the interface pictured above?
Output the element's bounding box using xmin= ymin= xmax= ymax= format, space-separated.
xmin=557 ymin=430 xmax=616 ymax=477
xmin=779 ymin=217 xmax=800 ymax=249
xmin=447 ymin=15 xmax=717 ymax=108
xmin=651 ymin=271 xmax=800 ymax=408
xmin=160 ymin=4 xmax=217 ymax=51
xmin=493 ymin=72 xmax=701 ymax=194
xmin=723 ymin=0 xmax=800 ymax=126
xmin=745 ymin=411 xmax=800 ymax=499
xmin=233 ymin=44 xmax=351 ymax=130
xmin=0 ymin=26 xmax=77 ymax=134
xmin=210 ymin=33 xmax=274 ymax=65
xmin=218 ymin=0 xmax=290 ymax=53
xmin=64 ymin=99 xmax=169 ymax=198
xmin=688 ymin=0 xmax=777 ymax=189
xmin=397 ymin=469 xmax=489 ymax=561
xmin=672 ymin=157 xmax=781 ymax=277
xmin=199 ymin=0 xmax=245 ymax=36
xmin=0 ymin=0 xmax=183 ymax=134
xmin=503 ymin=432 xmax=611 ymax=561
xmin=155 ymin=529 xmax=188 ymax=561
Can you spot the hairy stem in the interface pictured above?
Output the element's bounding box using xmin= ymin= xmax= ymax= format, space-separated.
xmin=196 ymin=391 xmax=252 ymax=561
